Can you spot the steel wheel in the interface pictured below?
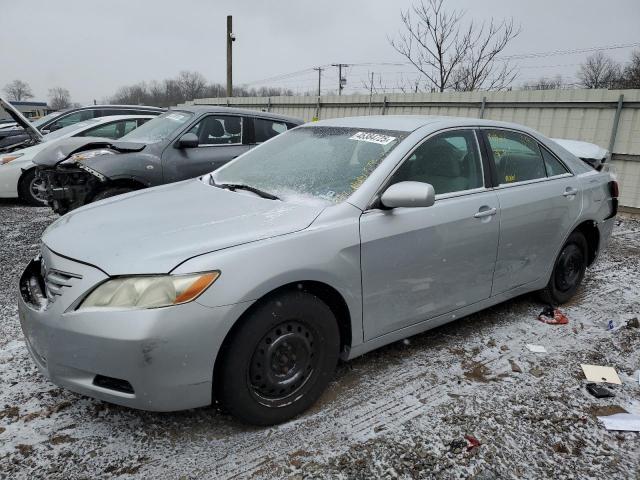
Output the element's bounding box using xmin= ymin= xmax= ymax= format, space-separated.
xmin=555 ymin=244 xmax=584 ymax=292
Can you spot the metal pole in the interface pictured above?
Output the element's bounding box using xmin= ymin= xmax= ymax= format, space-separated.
xmin=313 ymin=67 xmax=323 ymax=97
xmin=226 ymin=15 xmax=233 ymax=97
xmin=338 ymin=64 xmax=342 ymax=95
xmin=479 ymin=96 xmax=487 ymax=119
xmin=608 ymin=94 xmax=624 ymax=160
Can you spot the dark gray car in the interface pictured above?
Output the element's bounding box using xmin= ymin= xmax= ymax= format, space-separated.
xmin=34 ymin=106 xmax=302 ymax=214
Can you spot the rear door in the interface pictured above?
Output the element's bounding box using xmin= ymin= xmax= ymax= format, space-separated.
xmin=481 ymin=129 xmax=582 ymax=295
xmin=360 ymin=128 xmax=500 ymax=340
xmin=161 ymin=114 xmax=251 ymax=182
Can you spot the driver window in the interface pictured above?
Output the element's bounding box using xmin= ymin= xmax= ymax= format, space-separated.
xmin=389 ymin=130 xmax=484 ymax=195
xmin=187 ymin=115 xmax=243 ymax=146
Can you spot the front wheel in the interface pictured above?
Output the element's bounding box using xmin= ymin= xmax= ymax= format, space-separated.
xmin=539 ymin=231 xmax=588 ymax=305
xmin=92 ymin=186 xmax=135 ymax=203
xmin=216 ymin=290 xmax=340 ymax=425
xmin=18 ymin=169 xmax=47 ymax=206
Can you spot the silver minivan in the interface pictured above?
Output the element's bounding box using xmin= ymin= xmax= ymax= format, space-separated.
xmin=18 ymin=115 xmax=617 ymax=425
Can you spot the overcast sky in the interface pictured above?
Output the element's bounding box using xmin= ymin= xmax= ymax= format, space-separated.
xmin=2 ymin=0 xmax=639 ymax=104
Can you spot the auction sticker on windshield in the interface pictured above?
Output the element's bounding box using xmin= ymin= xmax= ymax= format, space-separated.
xmin=349 ymin=132 xmax=396 ymax=145
xmin=167 ymin=113 xmax=189 ymax=122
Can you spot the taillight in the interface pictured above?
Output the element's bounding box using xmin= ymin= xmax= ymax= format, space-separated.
xmin=608 ymin=180 xmax=619 ymax=198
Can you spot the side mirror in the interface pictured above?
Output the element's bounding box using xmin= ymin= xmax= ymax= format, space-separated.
xmin=40 ymin=129 xmax=50 ymax=135
xmin=48 ymin=124 xmax=62 ymax=132
xmin=380 ymin=181 xmax=435 ymax=209
xmin=177 ymin=132 xmax=199 ymax=148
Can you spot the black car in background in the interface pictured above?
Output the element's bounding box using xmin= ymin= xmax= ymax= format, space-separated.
xmin=0 ymin=104 xmax=163 ymax=152
xmin=34 ymin=106 xmax=303 ymax=214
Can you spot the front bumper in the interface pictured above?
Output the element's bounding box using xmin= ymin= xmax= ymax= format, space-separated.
xmin=18 ymin=248 xmax=238 ymax=411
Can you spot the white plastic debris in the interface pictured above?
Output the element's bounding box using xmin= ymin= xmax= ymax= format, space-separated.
xmin=525 ymin=344 xmax=547 ymax=353
xmin=581 ymin=364 xmax=622 ymax=385
xmin=597 ymin=413 xmax=640 ymax=432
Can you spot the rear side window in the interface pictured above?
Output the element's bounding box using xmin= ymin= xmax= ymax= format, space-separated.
xmin=50 ymin=110 xmax=94 ymax=129
xmin=541 ymin=147 xmax=569 ymax=177
xmin=486 ymin=130 xmax=546 ymax=184
xmin=390 ymin=130 xmax=484 ymax=195
xmin=76 ymin=119 xmax=141 ymax=139
xmin=254 ymin=118 xmax=288 ymax=143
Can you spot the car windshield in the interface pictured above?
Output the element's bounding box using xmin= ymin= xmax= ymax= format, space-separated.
xmin=42 ymin=118 xmax=102 ymax=141
xmin=32 ymin=110 xmax=66 ymax=128
xmin=212 ymin=126 xmax=407 ymax=204
xmin=118 ymin=111 xmax=193 ymax=144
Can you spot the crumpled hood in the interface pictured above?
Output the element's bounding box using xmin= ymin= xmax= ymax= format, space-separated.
xmin=42 ymin=179 xmax=324 ymax=275
xmin=33 ymin=137 xmax=146 ymax=167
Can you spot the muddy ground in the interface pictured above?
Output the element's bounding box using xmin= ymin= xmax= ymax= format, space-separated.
xmin=0 ymin=200 xmax=639 ymax=479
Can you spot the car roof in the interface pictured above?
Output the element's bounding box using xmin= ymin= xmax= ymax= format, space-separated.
xmin=309 ymin=115 xmax=543 ymax=134
xmin=63 ymin=105 xmax=164 ymax=111
xmin=172 ymin=105 xmax=303 ymax=124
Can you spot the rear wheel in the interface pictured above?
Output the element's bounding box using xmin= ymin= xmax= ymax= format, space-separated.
xmin=539 ymin=231 xmax=588 ymax=305
xmin=216 ymin=290 xmax=340 ymax=425
xmin=18 ymin=169 xmax=47 ymax=206
xmin=92 ymin=186 xmax=135 ymax=203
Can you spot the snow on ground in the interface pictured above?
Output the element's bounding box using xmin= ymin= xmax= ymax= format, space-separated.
xmin=0 ymin=200 xmax=638 ymax=479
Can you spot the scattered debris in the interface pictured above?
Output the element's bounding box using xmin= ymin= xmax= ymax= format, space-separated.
xmin=626 ymin=317 xmax=639 ymax=329
xmin=464 ymin=434 xmax=481 ymax=451
xmin=509 ymin=359 xmax=523 ymax=373
xmin=449 ymin=439 xmax=467 ymax=454
xmin=538 ymin=306 xmax=569 ymax=325
xmin=581 ymin=364 xmax=622 ymax=385
xmin=598 ymin=413 xmax=640 ymax=432
xmin=586 ymin=383 xmax=615 ymax=398
xmin=526 ymin=344 xmax=547 ymax=353
xmin=608 ymin=319 xmax=615 ymax=331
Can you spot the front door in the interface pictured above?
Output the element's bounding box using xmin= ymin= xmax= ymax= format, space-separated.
xmin=162 ymin=115 xmax=251 ymax=182
xmin=360 ymin=129 xmax=500 ymax=340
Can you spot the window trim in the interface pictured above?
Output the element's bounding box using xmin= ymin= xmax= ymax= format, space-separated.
xmin=366 ymin=127 xmax=488 ymax=210
xmin=479 ymin=127 xmax=574 ymax=189
xmin=539 ymin=144 xmax=572 ymax=178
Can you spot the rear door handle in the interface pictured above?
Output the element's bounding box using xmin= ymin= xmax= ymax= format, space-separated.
xmin=474 ymin=207 xmax=497 ymax=218
xmin=563 ymin=187 xmax=578 ymax=197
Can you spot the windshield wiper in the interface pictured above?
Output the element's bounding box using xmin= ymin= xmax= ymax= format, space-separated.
xmin=213 ymin=179 xmax=280 ymax=200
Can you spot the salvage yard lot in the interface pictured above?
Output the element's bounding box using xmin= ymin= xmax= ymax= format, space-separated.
xmin=1 ymin=201 xmax=639 ymax=479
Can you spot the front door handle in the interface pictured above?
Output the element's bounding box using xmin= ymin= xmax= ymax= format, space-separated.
xmin=474 ymin=207 xmax=497 ymax=218
xmin=563 ymin=187 xmax=578 ymax=197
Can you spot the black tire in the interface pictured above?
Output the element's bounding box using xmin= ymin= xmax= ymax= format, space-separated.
xmin=92 ymin=187 xmax=135 ymax=203
xmin=216 ymin=290 xmax=340 ymax=426
xmin=539 ymin=231 xmax=588 ymax=305
xmin=18 ymin=169 xmax=47 ymax=206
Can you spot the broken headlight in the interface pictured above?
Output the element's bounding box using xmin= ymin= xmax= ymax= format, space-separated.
xmin=77 ymin=272 xmax=220 ymax=310
xmin=63 ymin=149 xmax=116 ymax=164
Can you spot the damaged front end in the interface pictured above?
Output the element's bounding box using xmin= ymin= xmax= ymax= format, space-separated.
xmin=34 ymin=139 xmax=145 ymax=215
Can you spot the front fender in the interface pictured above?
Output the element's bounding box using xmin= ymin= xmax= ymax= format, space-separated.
xmin=85 ymin=152 xmax=162 ymax=186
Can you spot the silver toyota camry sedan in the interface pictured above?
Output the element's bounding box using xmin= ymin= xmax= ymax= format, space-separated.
xmin=18 ymin=116 xmax=618 ymax=425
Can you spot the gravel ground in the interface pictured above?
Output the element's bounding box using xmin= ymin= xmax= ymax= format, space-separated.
xmin=0 ymin=200 xmax=639 ymax=479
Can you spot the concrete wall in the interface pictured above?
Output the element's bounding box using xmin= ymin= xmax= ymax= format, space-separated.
xmin=182 ymin=89 xmax=640 ymax=208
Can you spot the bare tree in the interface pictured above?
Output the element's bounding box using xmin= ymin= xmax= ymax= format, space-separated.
xmin=177 ymin=71 xmax=207 ymax=101
xmin=3 ymin=80 xmax=34 ymax=101
xmin=48 ymin=87 xmax=72 ymax=110
xmin=389 ymin=0 xmax=520 ymax=92
xmin=578 ymin=52 xmax=621 ymax=89
xmin=618 ymin=49 xmax=640 ymax=89
xmin=522 ymin=75 xmax=565 ymax=91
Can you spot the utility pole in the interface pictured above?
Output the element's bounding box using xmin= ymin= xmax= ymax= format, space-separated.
xmin=331 ymin=63 xmax=348 ymax=95
xmin=226 ymin=15 xmax=234 ymax=97
xmin=313 ymin=67 xmax=323 ymax=97
xmin=368 ymin=72 xmax=374 ymax=115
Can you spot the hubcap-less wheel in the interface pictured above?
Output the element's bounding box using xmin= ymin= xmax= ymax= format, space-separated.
xmin=555 ymin=244 xmax=584 ymax=292
xmin=29 ymin=177 xmax=47 ymax=204
xmin=249 ymin=320 xmax=317 ymax=407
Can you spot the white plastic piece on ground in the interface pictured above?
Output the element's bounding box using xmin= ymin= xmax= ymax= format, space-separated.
xmin=597 ymin=413 xmax=640 ymax=432
xmin=552 ymin=138 xmax=608 ymax=161
xmin=581 ymin=364 xmax=622 ymax=384
xmin=525 ymin=344 xmax=547 ymax=353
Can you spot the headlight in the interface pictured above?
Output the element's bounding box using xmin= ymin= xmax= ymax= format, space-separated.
xmin=1 ymin=153 xmax=24 ymax=165
xmin=77 ymin=271 xmax=219 ymax=310
xmin=63 ymin=149 xmax=115 ymax=164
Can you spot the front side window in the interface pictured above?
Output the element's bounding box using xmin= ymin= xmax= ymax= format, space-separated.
xmin=486 ymin=130 xmax=546 ymax=184
xmin=118 ymin=111 xmax=193 ymax=144
xmin=213 ymin=126 xmax=408 ymax=204
xmin=51 ymin=110 xmax=94 ymax=129
xmin=187 ymin=115 xmax=243 ymax=145
xmin=389 ymin=130 xmax=484 ymax=195
xmin=254 ymin=118 xmax=287 ymax=143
